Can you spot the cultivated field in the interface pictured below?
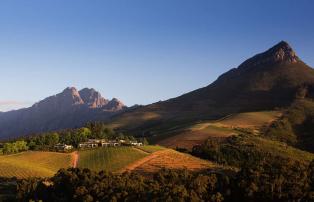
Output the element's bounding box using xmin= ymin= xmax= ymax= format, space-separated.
xmin=0 ymin=151 xmax=73 ymax=178
xmin=120 ymin=149 xmax=220 ymax=175
xmin=158 ymin=111 xmax=281 ymax=150
xmin=212 ymin=111 xmax=282 ymax=129
xmin=78 ymin=147 xmax=149 ymax=172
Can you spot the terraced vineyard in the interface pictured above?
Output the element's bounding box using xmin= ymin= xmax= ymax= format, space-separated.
xmin=0 ymin=151 xmax=73 ymax=178
xmin=78 ymin=147 xmax=149 ymax=172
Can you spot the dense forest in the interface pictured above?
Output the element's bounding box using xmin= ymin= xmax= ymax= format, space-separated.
xmin=16 ymin=158 xmax=314 ymax=202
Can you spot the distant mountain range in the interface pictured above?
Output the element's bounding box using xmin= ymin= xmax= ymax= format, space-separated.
xmin=0 ymin=87 xmax=127 ymax=139
xmin=1 ymin=41 xmax=314 ymax=140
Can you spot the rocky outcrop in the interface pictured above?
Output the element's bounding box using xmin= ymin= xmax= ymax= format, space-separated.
xmin=79 ymin=88 xmax=109 ymax=108
xmin=238 ymin=41 xmax=300 ymax=70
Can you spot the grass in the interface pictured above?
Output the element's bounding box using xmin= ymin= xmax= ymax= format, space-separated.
xmin=0 ymin=151 xmax=73 ymax=178
xmin=214 ymin=111 xmax=281 ymax=129
xmin=136 ymin=145 xmax=165 ymax=153
xmin=78 ymin=147 xmax=148 ymax=172
xmin=158 ymin=124 xmax=237 ymax=150
xmin=156 ymin=111 xmax=282 ymax=150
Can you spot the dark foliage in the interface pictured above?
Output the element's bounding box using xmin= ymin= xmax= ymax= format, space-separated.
xmin=16 ymin=157 xmax=314 ymax=202
xmin=17 ymin=168 xmax=229 ymax=202
xmin=265 ymin=99 xmax=314 ymax=152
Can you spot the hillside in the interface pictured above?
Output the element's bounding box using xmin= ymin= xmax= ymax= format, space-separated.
xmin=157 ymin=111 xmax=281 ymax=149
xmin=0 ymin=151 xmax=73 ymax=178
xmin=0 ymin=87 xmax=127 ymax=139
xmin=78 ymin=147 xmax=148 ymax=172
xmin=265 ymin=99 xmax=314 ymax=152
xmin=105 ymin=41 xmax=314 ymax=139
xmin=120 ymin=148 xmax=222 ymax=175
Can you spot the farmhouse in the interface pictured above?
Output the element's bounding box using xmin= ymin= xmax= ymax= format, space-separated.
xmin=54 ymin=143 xmax=73 ymax=151
xmin=78 ymin=141 xmax=98 ymax=148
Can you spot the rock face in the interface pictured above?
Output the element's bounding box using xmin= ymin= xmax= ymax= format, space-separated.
xmin=79 ymin=88 xmax=109 ymax=108
xmin=0 ymin=87 xmax=126 ymax=139
xmin=238 ymin=41 xmax=299 ymax=70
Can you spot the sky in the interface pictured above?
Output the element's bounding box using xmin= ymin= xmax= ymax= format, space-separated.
xmin=0 ymin=0 xmax=314 ymax=111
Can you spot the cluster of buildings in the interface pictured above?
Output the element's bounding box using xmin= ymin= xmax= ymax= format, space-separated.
xmin=54 ymin=139 xmax=143 ymax=151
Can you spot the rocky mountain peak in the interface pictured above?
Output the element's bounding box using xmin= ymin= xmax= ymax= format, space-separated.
xmin=238 ymin=41 xmax=300 ymax=70
xmin=79 ymin=88 xmax=108 ymax=108
xmin=59 ymin=87 xmax=84 ymax=105
xmin=268 ymin=41 xmax=299 ymax=63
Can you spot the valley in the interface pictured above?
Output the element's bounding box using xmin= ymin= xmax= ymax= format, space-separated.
xmin=3 ymin=41 xmax=314 ymax=201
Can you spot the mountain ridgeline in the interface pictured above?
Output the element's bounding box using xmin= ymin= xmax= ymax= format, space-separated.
xmin=0 ymin=88 xmax=126 ymax=139
xmin=1 ymin=41 xmax=314 ymax=140
xmin=105 ymin=41 xmax=314 ymax=135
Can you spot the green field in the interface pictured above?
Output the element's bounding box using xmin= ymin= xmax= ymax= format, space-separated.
xmin=78 ymin=147 xmax=148 ymax=172
xmin=0 ymin=151 xmax=73 ymax=178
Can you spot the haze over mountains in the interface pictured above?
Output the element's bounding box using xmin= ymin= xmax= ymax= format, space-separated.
xmin=1 ymin=41 xmax=314 ymax=140
xmin=0 ymin=87 xmax=126 ymax=139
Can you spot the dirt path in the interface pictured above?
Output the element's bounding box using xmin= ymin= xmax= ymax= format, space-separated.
xmin=118 ymin=150 xmax=168 ymax=173
xmin=71 ymin=151 xmax=79 ymax=168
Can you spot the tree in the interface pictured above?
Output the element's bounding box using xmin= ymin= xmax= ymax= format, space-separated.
xmin=72 ymin=128 xmax=91 ymax=147
xmin=142 ymin=138 xmax=149 ymax=145
xmin=45 ymin=133 xmax=59 ymax=146
xmin=15 ymin=140 xmax=28 ymax=151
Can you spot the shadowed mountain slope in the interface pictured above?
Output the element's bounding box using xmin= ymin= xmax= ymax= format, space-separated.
xmin=106 ymin=41 xmax=314 ymax=136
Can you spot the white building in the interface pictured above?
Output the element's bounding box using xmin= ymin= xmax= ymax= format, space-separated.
xmin=54 ymin=143 xmax=73 ymax=151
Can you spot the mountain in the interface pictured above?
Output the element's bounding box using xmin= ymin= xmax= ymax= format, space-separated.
xmin=105 ymin=41 xmax=314 ymax=136
xmin=0 ymin=87 xmax=127 ymax=139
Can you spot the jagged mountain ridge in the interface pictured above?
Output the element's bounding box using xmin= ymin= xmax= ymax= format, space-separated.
xmin=0 ymin=87 xmax=127 ymax=139
xmin=31 ymin=87 xmax=125 ymax=112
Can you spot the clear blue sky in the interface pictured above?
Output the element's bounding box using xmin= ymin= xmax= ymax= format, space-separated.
xmin=0 ymin=0 xmax=314 ymax=111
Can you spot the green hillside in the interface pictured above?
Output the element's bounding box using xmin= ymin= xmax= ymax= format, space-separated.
xmin=78 ymin=147 xmax=148 ymax=172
